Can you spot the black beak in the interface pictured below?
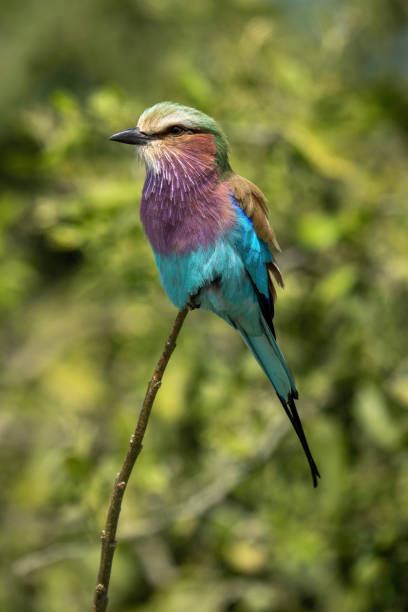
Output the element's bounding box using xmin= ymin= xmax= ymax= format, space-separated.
xmin=109 ymin=127 xmax=151 ymax=145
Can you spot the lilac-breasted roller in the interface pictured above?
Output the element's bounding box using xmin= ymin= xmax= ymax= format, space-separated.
xmin=110 ymin=102 xmax=320 ymax=486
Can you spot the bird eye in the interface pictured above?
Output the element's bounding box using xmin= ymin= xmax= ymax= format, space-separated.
xmin=169 ymin=126 xmax=184 ymax=135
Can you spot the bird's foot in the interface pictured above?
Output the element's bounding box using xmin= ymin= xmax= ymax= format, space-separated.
xmin=187 ymin=298 xmax=200 ymax=310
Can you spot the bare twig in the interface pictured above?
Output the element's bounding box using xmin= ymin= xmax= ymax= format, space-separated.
xmin=14 ymin=416 xmax=290 ymax=579
xmin=92 ymin=306 xmax=189 ymax=612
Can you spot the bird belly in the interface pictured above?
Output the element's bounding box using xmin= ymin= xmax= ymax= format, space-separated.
xmin=154 ymin=235 xmax=263 ymax=336
xmin=196 ymin=268 xmax=263 ymax=336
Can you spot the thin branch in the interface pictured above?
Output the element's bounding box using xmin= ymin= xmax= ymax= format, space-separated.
xmin=92 ymin=306 xmax=189 ymax=612
xmin=14 ymin=418 xmax=290 ymax=579
xmin=15 ymin=403 xmax=317 ymax=580
xmin=121 ymin=418 xmax=291 ymax=540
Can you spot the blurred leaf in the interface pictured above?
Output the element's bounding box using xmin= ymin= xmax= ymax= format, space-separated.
xmin=297 ymin=211 xmax=340 ymax=249
xmin=355 ymin=385 xmax=401 ymax=449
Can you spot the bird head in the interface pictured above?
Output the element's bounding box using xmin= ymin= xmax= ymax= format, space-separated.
xmin=110 ymin=102 xmax=231 ymax=176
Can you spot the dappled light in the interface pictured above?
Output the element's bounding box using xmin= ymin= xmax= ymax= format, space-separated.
xmin=1 ymin=1 xmax=408 ymax=611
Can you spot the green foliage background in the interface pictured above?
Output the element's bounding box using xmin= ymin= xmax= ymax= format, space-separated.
xmin=1 ymin=1 xmax=408 ymax=610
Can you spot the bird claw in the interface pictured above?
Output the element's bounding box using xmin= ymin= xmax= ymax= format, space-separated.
xmin=187 ymin=299 xmax=200 ymax=310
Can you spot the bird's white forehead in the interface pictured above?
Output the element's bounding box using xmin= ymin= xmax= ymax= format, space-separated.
xmin=137 ymin=106 xmax=200 ymax=135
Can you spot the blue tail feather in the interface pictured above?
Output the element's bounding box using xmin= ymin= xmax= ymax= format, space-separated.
xmin=238 ymin=321 xmax=320 ymax=487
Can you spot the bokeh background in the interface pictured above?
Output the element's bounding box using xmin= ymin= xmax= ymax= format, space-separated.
xmin=1 ymin=1 xmax=408 ymax=610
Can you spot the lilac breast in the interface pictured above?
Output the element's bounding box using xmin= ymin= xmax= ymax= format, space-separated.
xmin=140 ymin=165 xmax=235 ymax=255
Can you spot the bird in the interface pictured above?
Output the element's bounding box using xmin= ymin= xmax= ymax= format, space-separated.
xmin=110 ymin=102 xmax=320 ymax=486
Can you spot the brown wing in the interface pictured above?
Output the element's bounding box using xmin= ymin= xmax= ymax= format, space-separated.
xmin=227 ymin=174 xmax=284 ymax=302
